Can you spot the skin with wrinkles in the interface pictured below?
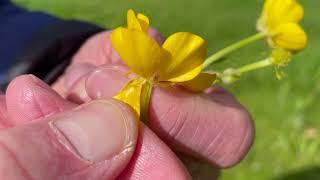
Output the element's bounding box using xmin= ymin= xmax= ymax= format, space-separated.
xmin=82 ymin=66 xmax=254 ymax=168
xmin=0 ymin=75 xmax=191 ymax=180
xmin=0 ymin=28 xmax=255 ymax=179
xmin=55 ymin=29 xmax=255 ymax=169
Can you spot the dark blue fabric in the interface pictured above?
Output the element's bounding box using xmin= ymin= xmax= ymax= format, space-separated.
xmin=0 ymin=0 xmax=10 ymax=6
xmin=0 ymin=1 xmax=59 ymax=81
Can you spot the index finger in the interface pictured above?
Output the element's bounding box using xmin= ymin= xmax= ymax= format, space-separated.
xmin=66 ymin=65 xmax=255 ymax=168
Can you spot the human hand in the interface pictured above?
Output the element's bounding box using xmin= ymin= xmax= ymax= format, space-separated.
xmin=0 ymin=75 xmax=192 ymax=179
xmin=52 ymin=29 xmax=255 ymax=176
xmin=0 ymin=27 xmax=254 ymax=178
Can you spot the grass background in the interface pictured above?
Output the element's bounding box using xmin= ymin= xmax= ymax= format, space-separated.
xmin=13 ymin=0 xmax=320 ymax=179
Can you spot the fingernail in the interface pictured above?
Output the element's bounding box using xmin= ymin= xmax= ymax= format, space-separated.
xmin=51 ymin=99 xmax=137 ymax=162
xmin=64 ymin=63 xmax=95 ymax=90
xmin=86 ymin=66 xmax=131 ymax=99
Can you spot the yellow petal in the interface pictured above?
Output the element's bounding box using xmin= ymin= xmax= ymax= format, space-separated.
xmin=271 ymin=23 xmax=307 ymax=51
xmin=166 ymin=64 xmax=203 ymax=82
xmin=159 ymin=32 xmax=207 ymax=82
xmin=127 ymin=9 xmax=142 ymax=31
xmin=127 ymin=9 xmax=149 ymax=33
xmin=262 ymin=0 xmax=304 ymax=29
xmin=110 ymin=27 xmax=162 ymax=78
xmin=137 ymin=13 xmax=150 ymax=32
xmin=113 ymin=79 xmax=144 ymax=116
xmin=180 ymin=72 xmax=216 ymax=92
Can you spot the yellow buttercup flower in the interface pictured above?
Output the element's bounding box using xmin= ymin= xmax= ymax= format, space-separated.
xmin=257 ymin=0 xmax=307 ymax=52
xmin=111 ymin=9 xmax=215 ymax=116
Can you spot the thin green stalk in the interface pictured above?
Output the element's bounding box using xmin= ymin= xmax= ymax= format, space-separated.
xmin=140 ymin=81 xmax=153 ymax=124
xmin=236 ymin=57 xmax=273 ymax=74
xmin=218 ymin=57 xmax=274 ymax=84
xmin=204 ymin=32 xmax=266 ymax=69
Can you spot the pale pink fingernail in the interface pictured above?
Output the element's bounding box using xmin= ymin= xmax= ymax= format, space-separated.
xmin=86 ymin=66 xmax=131 ymax=99
xmin=51 ymin=100 xmax=138 ymax=162
xmin=64 ymin=63 xmax=95 ymax=90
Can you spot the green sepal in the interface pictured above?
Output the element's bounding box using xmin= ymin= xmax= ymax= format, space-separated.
xmin=140 ymin=80 xmax=153 ymax=124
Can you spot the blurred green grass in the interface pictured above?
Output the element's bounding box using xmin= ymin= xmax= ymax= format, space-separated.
xmin=13 ymin=0 xmax=320 ymax=179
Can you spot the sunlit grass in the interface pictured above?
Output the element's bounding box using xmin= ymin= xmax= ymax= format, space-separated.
xmin=14 ymin=0 xmax=320 ymax=179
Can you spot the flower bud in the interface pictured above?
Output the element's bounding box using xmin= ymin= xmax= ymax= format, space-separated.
xmin=221 ymin=68 xmax=241 ymax=84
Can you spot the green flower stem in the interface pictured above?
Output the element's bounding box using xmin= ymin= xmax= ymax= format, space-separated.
xmin=203 ymin=32 xmax=267 ymax=69
xmin=140 ymin=80 xmax=153 ymax=124
xmin=236 ymin=57 xmax=273 ymax=74
xmin=218 ymin=57 xmax=274 ymax=84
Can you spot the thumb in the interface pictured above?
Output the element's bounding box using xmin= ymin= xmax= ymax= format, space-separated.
xmin=0 ymin=99 xmax=138 ymax=180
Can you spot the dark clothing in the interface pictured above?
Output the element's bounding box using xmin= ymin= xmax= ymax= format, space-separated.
xmin=0 ymin=1 xmax=103 ymax=90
